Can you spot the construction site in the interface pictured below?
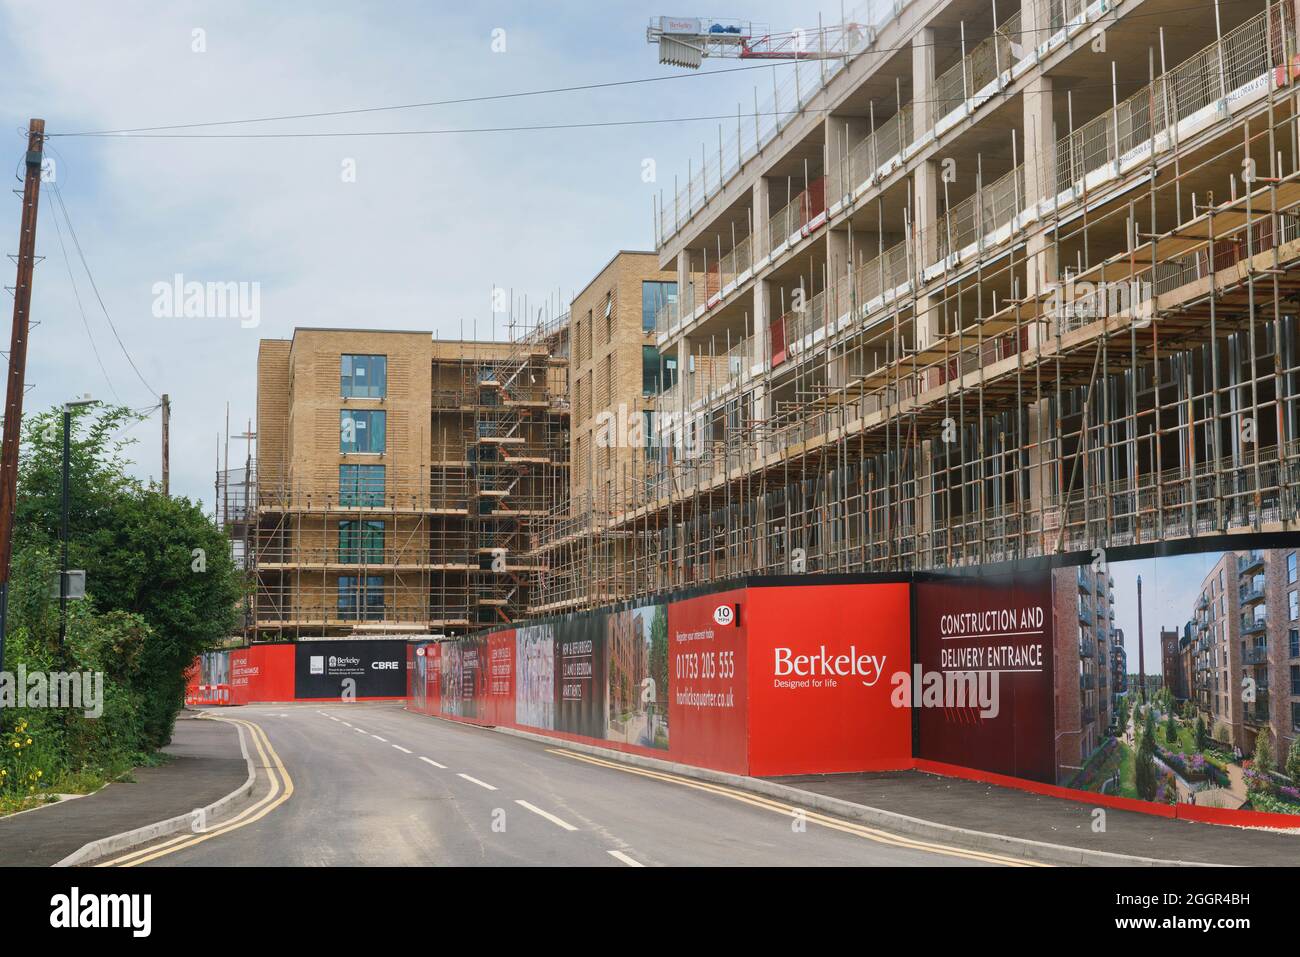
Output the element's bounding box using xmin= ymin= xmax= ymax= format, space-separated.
xmin=220 ymin=0 xmax=1300 ymax=631
xmin=218 ymin=317 xmax=569 ymax=639
xmin=583 ymin=0 xmax=1300 ymax=601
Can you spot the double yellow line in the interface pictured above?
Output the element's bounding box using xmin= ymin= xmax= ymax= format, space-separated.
xmin=547 ymin=748 xmax=1047 ymax=867
xmin=98 ymin=715 xmax=293 ymax=867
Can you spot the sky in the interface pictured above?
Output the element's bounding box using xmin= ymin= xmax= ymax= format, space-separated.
xmin=1109 ymin=552 xmax=1223 ymax=677
xmin=0 ymin=0 xmax=833 ymax=505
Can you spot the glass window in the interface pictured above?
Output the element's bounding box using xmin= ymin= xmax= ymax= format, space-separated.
xmin=338 ymin=574 xmax=385 ymax=621
xmin=1290 ymin=553 xmax=1297 ymax=584
xmin=340 ymin=409 xmax=386 ymax=453
xmin=341 ymin=354 xmax=387 ymax=398
xmin=1291 ymin=629 xmax=1299 ymax=658
xmin=642 ymin=346 xmax=663 ymax=395
xmin=1291 ymin=590 xmax=1298 ymax=622
xmin=642 ymin=281 xmax=677 ymax=332
xmin=339 ymin=464 xmax=385 ymax=507
xmin=339 ymin=520 xmax=385 ymax=564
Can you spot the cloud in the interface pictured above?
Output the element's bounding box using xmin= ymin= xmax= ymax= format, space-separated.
xmin=0 ymin=0 xmax=834 ymax=503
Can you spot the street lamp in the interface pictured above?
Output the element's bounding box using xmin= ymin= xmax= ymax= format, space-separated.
xmin=58 ymin=396 xmax=97 ymax=649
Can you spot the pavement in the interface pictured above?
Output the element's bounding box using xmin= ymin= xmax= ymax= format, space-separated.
xmin=774 ymin=770 xmax=1300 ymax=866
xmin=0 ymin=712 xmax=249 ymax=867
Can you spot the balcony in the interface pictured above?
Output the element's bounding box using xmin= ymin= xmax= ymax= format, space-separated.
xmin=768 ymin=176 xmax=827 ymax=253
xmin=1239 ymin=582 xmax=1265 ymax=606
xmin=1080 ymin=673 xmax=1096 ymax=691
xmin=1242 ymin=644 xmax=1269 ymax=666
xmin=1081 ymin=705 xmax=1097 ymax=726
xmin=1238 ymin=551 xmax=1266 ymax=575
xmin=1242 ymin=617 xmax=1267 ymax=637
xmin=1076 ymin=567 xmax=1094 ymax=594
xmin=1078 ymin=604 xmax=1093 ymax=627
xmin=1079 ymin=637 xmax=1096 ymax=659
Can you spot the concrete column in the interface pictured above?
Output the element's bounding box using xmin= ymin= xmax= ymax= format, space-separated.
xmin=914 ymin=159 xmax=941 ymax=352
xmin=751 ymin=178 xmax=771 ymax=262
xmin=1023 ymin=72 xmax=1058 ymax=306
xmin=751 ymin=279 xmax=769 ymax=424
xmin=912 ymin=27 xmax=936 ymax=138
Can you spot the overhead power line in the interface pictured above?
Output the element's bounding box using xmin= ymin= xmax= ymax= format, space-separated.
xmin=49 ymin=183 xmax=160 ymax=400
xmin=48 ymin=192 xmax=120 ymax=402
xmin=44 ymin=0 xmax=1251 ymax=139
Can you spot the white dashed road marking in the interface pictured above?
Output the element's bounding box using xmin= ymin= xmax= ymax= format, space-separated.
xmin=608 ymin=850 xmax=644 ymax=867
xmin=515 ymin=800 xmax=578 ymax=831
xmin=457 ymin=773 xmax=497 ymax=791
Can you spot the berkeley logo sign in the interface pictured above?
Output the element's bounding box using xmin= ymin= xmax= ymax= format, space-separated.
xmin=773 ymin=646 xmax=887 ymax=686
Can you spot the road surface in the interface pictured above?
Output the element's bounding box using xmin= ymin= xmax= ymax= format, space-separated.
xmin=102 ymin=702 xmax=1038 ymax=867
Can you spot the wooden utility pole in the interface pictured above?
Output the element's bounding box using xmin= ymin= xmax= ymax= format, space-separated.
xmin=161 ymin=393 xmax=170 ymax=496
xmin=0 ymin=118 xmax=46 ymax=678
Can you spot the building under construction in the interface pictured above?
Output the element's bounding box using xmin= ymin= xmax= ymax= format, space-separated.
xmin=219 ymin=0 xmax=1300 ymax=758
xmin=219 ymin=322 xmax=568 ymax=640
xmin=530 ymin=0 xmax=1300 ymax=606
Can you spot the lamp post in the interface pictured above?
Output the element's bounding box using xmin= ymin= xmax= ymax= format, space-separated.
xmin=59 ymin=396 xmax=97 ymax=649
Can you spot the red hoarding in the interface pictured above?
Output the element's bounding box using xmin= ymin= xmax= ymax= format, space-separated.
xmin=746 ymin=583 xmax=912 ymax=776
xmin=665 ymin=589 xmax=749 ymax=774
xmin=485 ymin=629 xmax=516 ymax=726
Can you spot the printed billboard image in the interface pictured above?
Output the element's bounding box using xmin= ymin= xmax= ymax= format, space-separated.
xmin=556 ymin=613 xmax=607 ymax=738
xmin=516 ymin=623 xmax=555 ymax=731
xmin=605 ymin=601 xmax=669 ymax=750
xmin=1055 ymin=548 xmax=1300 ymax=817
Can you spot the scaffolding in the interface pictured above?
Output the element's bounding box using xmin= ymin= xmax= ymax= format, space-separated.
xmin=218 ymin=311 xmax=569 ymax=641
xmin=539 ymin=0 xmax=1300 ymax=610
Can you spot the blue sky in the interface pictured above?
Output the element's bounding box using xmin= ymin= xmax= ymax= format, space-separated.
xmin=1109 ymin=552 xmax=1222 ymax=677
xmin=0 ymin=0 xmax=833 ymax=503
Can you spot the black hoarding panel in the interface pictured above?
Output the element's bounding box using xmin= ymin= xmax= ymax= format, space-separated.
xmin=295 ymin=639 xmax=408 ymax=700
xmin=554 ymin=612 xmax=607 ymax=738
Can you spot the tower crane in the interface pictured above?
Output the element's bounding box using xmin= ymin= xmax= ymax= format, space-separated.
xmin=646 ymin=15 xmax=870 ymax=69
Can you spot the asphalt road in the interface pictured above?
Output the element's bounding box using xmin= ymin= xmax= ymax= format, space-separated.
xmin=116 ymin=703 xmax=1033 ymax=867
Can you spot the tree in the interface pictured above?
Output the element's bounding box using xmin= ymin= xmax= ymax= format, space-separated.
xmin=1165 ymin=708 xmax=1178 ymax=744
xmin=14 ymin=405 xmax=242 ymax=748
xmin=1135 ymin=725 xmax=1158 ymax=801
xmin=1253 ymin=733 xmax=1276 ymax=777
xmin=1195 ymin=714 xmax=1207 ymax=751
xmin=1285 ymin=736 xmax=1300 ymax=785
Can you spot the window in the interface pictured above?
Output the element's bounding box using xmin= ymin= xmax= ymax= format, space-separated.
xmin=642 ymin=346 xmax=660 ymax=395
xmin=1290 ymin=553 xmax=1298 ymax=584
xmin=339 ymin=520 xmax=385 ymax=564
xmin=341 ymin=354 xmax=387 ymax=398
xmin=340 ymin=410 xmax=386 ymax=453
xmin=1290 ymin=590 xmax=1298 ymax=622
xmin=338 ymin=575 xmax=385 ymax=621
xmin=642 ymin=281 xmax=677 ymax=332
xmin=1293 ymin=701 xmax=1300 ymax=733
xmin=339 ymin=464 xmax=385 ymax=507
xmin=1291 ymin=629 xmax=1299 ymax=658
xmin=1292 ymin=664 xmax=1300 ymax=696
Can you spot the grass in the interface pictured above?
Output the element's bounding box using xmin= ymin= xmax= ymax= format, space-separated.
xmin=1116 ymin=741 xmax=1138 ymax=799
xmin=0 ymin=750 xmax=171 ymax=818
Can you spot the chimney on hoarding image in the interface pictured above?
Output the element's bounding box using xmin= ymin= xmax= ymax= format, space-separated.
xmin=1136 ymin=575 xmax=1147 ymax=705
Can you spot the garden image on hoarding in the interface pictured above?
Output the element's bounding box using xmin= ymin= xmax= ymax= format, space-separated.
xmin=1059 ymin=550 xmax=1300 ymax=815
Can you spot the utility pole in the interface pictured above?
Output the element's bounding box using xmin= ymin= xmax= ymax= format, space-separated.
xmin=0 ymin=118 xmax=46 ymax=680
xmin=161 ymin=393 xmax=170 ymax=496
